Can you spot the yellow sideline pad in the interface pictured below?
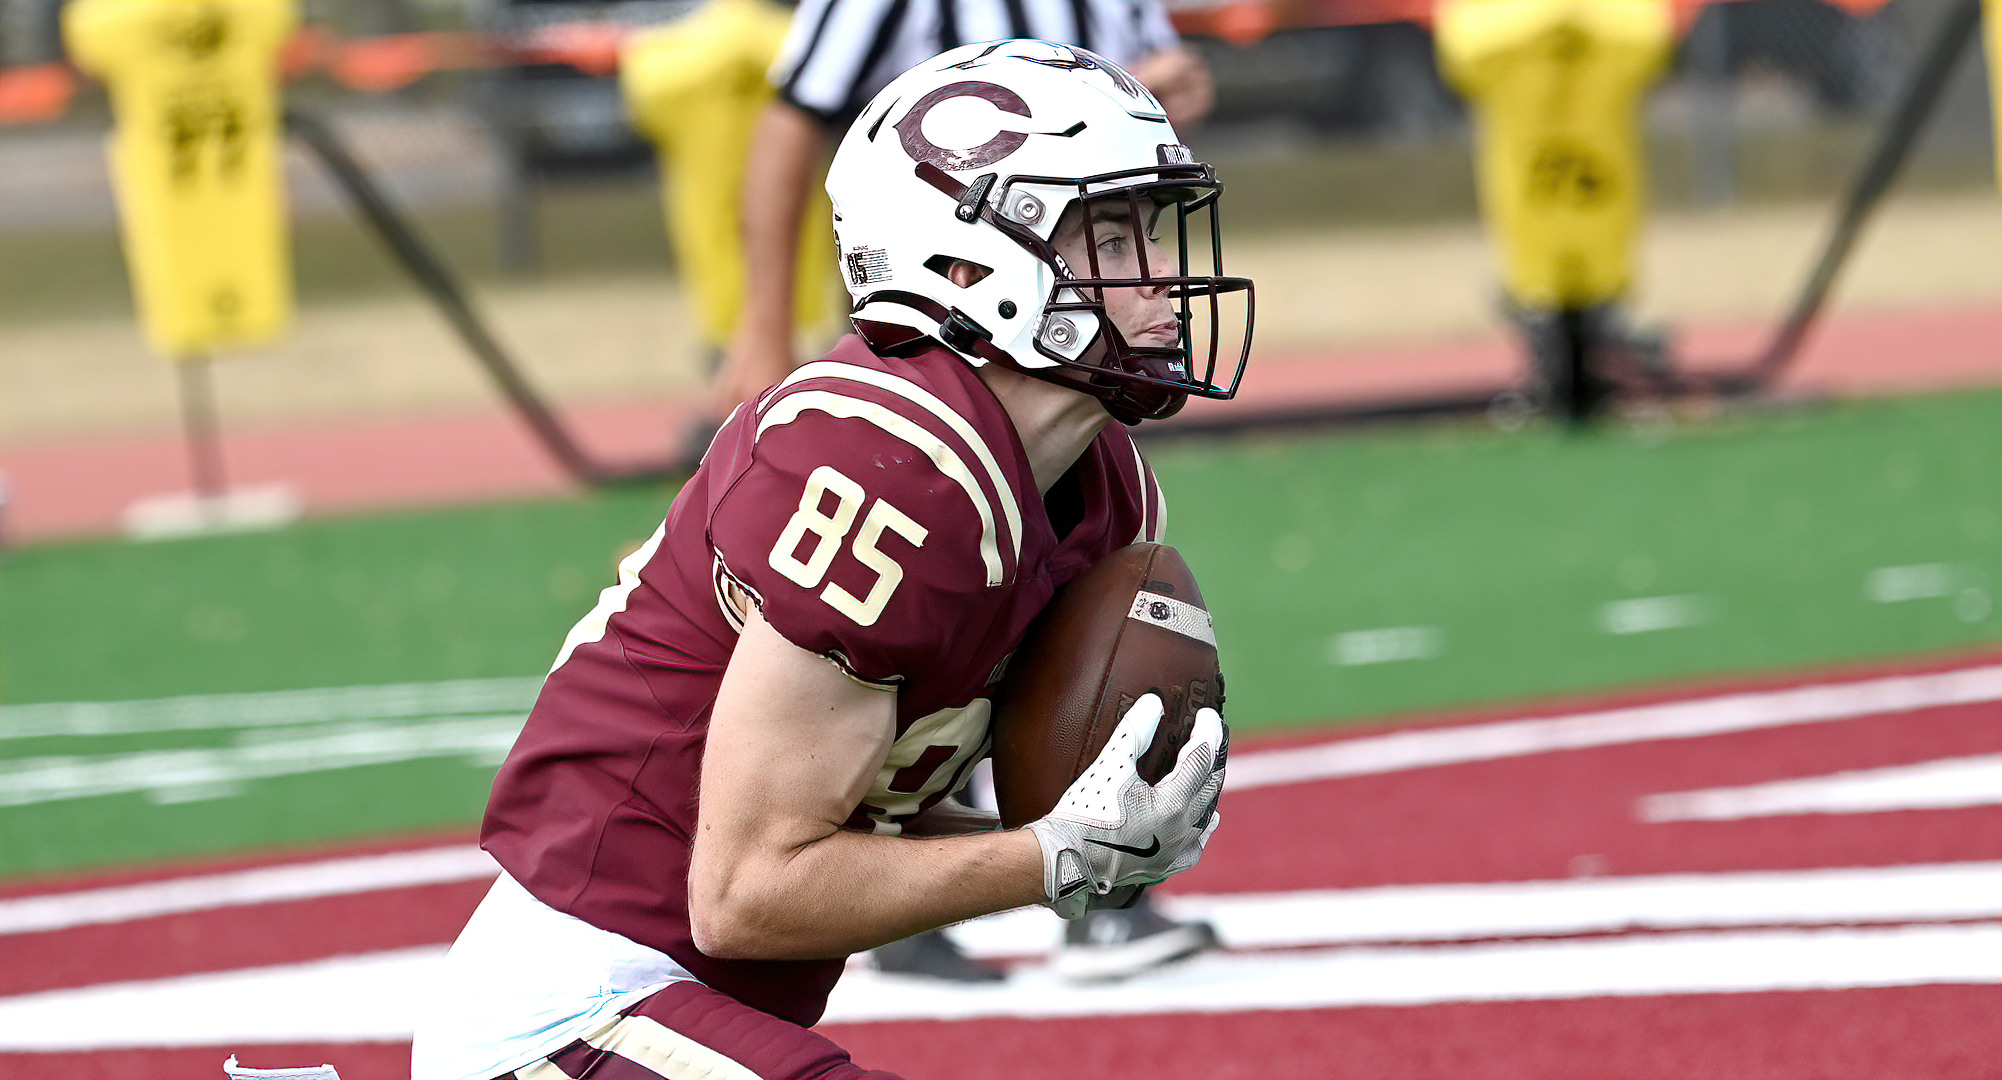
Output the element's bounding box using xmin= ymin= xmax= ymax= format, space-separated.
xmin=622 ymin=0 xmax=837 ymax=350
xmin=1436 ymin=0 xmax=1673 ymax=311
xmin=64 ymin=0 xmax=296 ymax=362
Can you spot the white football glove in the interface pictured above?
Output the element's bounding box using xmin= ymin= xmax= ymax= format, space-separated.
xmin=1026 ymin=693 xmax=1227 ymax=920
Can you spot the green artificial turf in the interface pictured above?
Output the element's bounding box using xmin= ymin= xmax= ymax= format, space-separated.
xmin=1 ymin=390 xmax=1995 ymax=878
xmin=0 ymin=489 xmax=679 ymax=703
xmin=1153 ymin=391 xmax=1999 ymax=726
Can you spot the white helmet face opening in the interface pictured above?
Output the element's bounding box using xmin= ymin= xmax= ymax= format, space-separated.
xmin=827 ymin=40 xmax=1255 ymax=424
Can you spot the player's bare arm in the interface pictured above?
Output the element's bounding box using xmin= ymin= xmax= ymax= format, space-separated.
xmin=691 ymin=607 xmax=1045 ymax=960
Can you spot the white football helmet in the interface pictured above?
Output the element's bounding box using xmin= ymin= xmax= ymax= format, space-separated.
xmin=825 ymin=40 xmax=1254 ymax=424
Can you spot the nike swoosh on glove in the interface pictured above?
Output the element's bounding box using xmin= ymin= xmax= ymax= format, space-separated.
xmin=1026 ymin=693 xmax=1228 ymax=920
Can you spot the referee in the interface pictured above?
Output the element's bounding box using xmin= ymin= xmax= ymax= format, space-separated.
xmin=711 ymin=0 xmax=1214 ymax=412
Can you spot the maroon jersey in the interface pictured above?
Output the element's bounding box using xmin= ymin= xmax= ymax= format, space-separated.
xmin=482 ymin=334 xmax=1166 ymax=1026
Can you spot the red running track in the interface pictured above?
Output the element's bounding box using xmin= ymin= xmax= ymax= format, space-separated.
xmin=2 ymin=303 xmax=1994 ymax=543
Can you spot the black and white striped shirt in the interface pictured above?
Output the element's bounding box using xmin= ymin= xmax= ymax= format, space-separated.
xmin=771 ymin=0 xmax=1180 ymax=130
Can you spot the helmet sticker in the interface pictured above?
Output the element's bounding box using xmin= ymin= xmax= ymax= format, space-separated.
xmin=895 ymin=80 xmax=1034 ymax=172
xmin=845 ymin=246 xmax=892 ymax=286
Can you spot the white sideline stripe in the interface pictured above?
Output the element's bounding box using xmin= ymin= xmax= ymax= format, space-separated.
xmin=0 ymin=717 xmax=526 ymax=809
xmin=10 ymin=840 xmax=1993 ymax=954
xmin=3 ymin=924 xmax=1999 ymax=1049
xmin=830 ymin=924 xmax=2002 ymax=1024
xmin=948 ymin=862 xmax=2002 ymax=958
xmin=0 ymin=846 xmax=497 ymax=937
xmin=779 ymin=361 xmax=1023 ymax=564
xmin=760 ymin=390 xmax=1006 ymax=585
xmin=1225 ymin=665 xmax=2002 ymax=791
xmin=0 ymin=946 xmax=449 ymax=1049
xmin=1640 ymin=755 xmax=2002 ymax=822
xmin=0 ymin=678 xmax=542 ymax=741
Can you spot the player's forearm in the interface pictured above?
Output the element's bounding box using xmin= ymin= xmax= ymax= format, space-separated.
xmin=734 ymin=99 xmax=824 ymax=344
xmin=691 ymin=825 xmax=1044 ymax=960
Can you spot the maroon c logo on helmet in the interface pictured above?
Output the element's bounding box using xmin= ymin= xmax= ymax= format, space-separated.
xmin=896 ymin=81 xmax=1033 ymax=172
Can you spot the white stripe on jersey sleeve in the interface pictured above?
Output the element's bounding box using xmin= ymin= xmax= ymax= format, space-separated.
xmin=1127 ymin=438 xmax=1151 ymax=544
xmin=777 ymin=361 xmax=1023 ymax=565
xmin=759 ymin=390 xmax=1007 ymax=586
xmin=1136 ymin=445 xmax=1167 ymax=543
xmin=550 ymin=522 xmax=667 ymax=673
xmin=1153 ymin=477 xmax=1169 ymax=543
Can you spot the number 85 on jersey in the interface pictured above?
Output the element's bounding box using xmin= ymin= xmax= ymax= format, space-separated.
xmin=768 ymin=466 xmax=928 ymax=627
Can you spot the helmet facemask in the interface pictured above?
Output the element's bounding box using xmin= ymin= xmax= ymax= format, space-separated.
xmin=910 ymin=160 xmax=1255 ymax=426
xmin=830 ymin=41 xmax=1256 ymax=425
xmin=1031 ymin=168 xmax=1252 ymax=424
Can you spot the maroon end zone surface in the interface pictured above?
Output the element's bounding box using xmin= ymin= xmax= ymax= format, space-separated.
xmin=823 ymin=987 xmax=2002 ymax=1080
xmin=0 ymin=652 xmax=1994 ymax=1079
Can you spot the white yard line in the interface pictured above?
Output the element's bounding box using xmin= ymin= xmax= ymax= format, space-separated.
xmin=1324 ymin=626 xmax=1443 ymax=666
xmin=0 ymin=847 xmax=497 ymax=937
xmin=0 ymin=678 xmax=542 ymax=741
xmin=946 ymin=862 xmax=2002 ymax=957
xmin=1640 ymin=754 xmax=2002 ymax=821
xmin=1225 ymin=665 xmax=2002 ymax=791
xmin=3 ymin=924 xmax=1999 ymax=1050
xmin=1866 ymin=564 xmax=1961 ymax=603
xmin=6 ymin=667 xmax=1992 ymax=806
xmin=1598 ymin=595 xmax=1711 ymax=635
xmin=0 ymin=717 xmax=526 ymax=808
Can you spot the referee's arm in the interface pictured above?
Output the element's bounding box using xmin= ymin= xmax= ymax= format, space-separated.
xmin=718 ymin=96 xmax=828 ymax=412
xmin=717 ymin=0 xmax=888 ymax=412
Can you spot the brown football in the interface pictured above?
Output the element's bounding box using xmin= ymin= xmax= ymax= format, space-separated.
xmin=990 ymin=542 xmax=1224 ymax=829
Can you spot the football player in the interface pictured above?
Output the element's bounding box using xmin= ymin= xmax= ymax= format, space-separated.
xmin=412 ymin=40 xmax=1252 ymax=1080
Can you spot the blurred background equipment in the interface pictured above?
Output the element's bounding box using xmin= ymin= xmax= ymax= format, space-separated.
xmin=1436 ymin=0 xmax=1676 ymax=424
xmin=619 ymin=0 xmax=835 ymax=360
xmin=62 ymin=0 xmax=302 ymax=537
xmin=282 ymin=105 xmax=685 ymax=486
xmin=63 ymin=0 xmax=297 ymax=361
xmin=481 ymin=0 xmax=663 ymax=274
xmin=1991 ymin=0 xmax=2001 ymax=189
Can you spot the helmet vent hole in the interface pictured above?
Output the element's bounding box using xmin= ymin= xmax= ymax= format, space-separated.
xmin=924 ymin=255 xmax=993 ymax=289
